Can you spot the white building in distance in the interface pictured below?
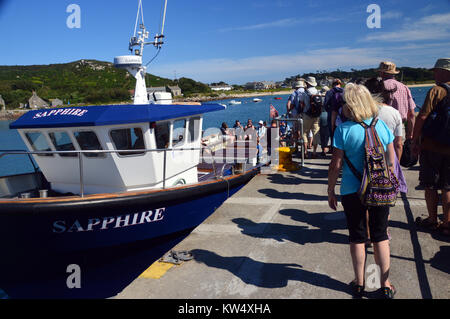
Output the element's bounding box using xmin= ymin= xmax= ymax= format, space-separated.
xmin=210 ymin=85 xmax=232 ymax=91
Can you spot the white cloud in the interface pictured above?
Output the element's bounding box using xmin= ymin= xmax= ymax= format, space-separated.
xmin=219 ymin=14 xmax=347 ymax=33
xmin=150 ymin=42 xmax=449 ymax=84
xmin=219 ymin=18 xmax=297 ymax=32
xmin=364 ymin=12 xmax=450 ymax=42
xmin=420 ymin=12 xmax=450 ymax=24
xmin=365 ymin=29 xmax=450 ymax=42
xmin=150 ymin=47 xmax=384 ymax=83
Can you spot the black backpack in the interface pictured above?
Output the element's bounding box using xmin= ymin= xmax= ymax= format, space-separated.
xmin=306 ymin=92 xmax=323 ymax=118
xmin=330 ymin=87 xmax=348 ymax=123
xmin=422 ymin=83 xmax=450 ymax=146
xmin=400 ymin=139 xmax=418 ymax=168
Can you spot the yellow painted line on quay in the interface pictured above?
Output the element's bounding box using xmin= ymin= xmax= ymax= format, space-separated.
xmin=139 ymin=261 xmax=174 ymax=279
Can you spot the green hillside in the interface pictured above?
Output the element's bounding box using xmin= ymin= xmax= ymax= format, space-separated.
xmin=0 ymin=60 xmax=210 ymax=109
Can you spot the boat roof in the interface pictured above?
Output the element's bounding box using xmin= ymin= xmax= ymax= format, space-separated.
xmin=10 ymin=103 xmax=225 ymax=129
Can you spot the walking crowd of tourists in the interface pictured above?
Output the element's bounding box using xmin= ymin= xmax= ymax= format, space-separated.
xmin=217 ymin=58 xmax=449 ymax=299
xmin=326 ymin=58 xmax=448 ymax=299
xmin=213 ymin=58 xmax=449 ymax=299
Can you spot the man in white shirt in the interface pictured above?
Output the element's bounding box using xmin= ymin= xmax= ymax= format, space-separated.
xmin=365 ymin=77 xmax=404 ymax=159
xmin=257 ymin=120 xmax=266 ymax=138
xmin=378 ymin=105 xmax=403 ymax=159
xmin=365 ymin=76 xmax=407 ymax=194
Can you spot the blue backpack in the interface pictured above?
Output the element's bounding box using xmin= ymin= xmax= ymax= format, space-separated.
xmin=422 ymin=83 xmax=450 ymax=146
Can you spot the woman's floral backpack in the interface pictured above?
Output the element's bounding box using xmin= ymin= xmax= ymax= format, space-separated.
xmin=344 ymin=117 xmax=400 ymax=207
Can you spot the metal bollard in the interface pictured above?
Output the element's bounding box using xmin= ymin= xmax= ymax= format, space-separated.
xmin=39 ymin=189 xmax=48 ymax=198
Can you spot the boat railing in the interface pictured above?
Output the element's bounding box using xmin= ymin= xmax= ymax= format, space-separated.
xmin=0 ymin=145 xmax=233 ymax=198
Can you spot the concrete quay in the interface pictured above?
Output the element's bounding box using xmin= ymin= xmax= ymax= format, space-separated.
xmin=116 ymin=157 xmax=450 ymax=299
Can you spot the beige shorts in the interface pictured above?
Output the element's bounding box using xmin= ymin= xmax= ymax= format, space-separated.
xmin=302 ymin=114 xmax=320 ymax=146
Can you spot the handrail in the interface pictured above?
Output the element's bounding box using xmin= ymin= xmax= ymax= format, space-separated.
xmin=0 ymin=145 xmax=227 ymax=197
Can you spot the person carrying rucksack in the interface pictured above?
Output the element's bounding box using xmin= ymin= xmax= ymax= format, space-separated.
xmin=328 ymin=79 xmax=346 ymax=137
xmin=327 ymin=83 xmax=397 ymax=299
xmin=297 ymin=76 xmax=321 ymax=158
xmin=411 ymin=58 xmax=450 ymax=236
xmin=286 ymin=80 xmax=306 ymax=150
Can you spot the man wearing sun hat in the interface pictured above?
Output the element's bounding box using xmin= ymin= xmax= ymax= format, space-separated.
xmin=411 ymin=58 xmax=450 ymax=236
xmin=287 ymin=79 xmax=306 ymax=117
xmin=257 ymin=120 xmax=266 ymax=138
xmin=378 ymin=61 xmax=416 ymax=140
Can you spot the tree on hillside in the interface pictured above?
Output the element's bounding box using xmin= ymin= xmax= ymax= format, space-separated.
xmin=178 ymin=77 xmax=211 ymax=96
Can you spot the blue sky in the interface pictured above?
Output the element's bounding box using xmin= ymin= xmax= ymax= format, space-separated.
xmin=0 ymin=0 xmax=449 ymax=84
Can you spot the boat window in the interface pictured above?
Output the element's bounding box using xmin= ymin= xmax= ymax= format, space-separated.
xmin=172 ymin=119 xmax=186 ymax=147
xmin=74 ymin=131 xmax=105 ymax=158
xmin=188 ymin=117 xmax=201 ymax=143
xmin=154 ymin=122 xmax=170 ymax=149
xmin=110 ymin=128 xmax=145 ymax=156
xmin=24 ymin=132 xmax=53 ymax=157
xmin=48 ymin=132 xmax=77 ymax=157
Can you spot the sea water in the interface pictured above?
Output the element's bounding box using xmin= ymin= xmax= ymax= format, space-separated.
xmin=0 ymin=86 xmax=432 ymax=176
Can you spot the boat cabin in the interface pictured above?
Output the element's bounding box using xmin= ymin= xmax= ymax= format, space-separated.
xmin=9 ymin=103 xmax=224 ymax=195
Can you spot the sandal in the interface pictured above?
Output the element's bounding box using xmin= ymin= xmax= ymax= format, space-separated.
xmin=381 ymin=284 xmax=396 ymax=299
xmin=349 ymin=280 xmax=365 ymax=298
xmin=415 ymin=217 xmax=440 ymax=231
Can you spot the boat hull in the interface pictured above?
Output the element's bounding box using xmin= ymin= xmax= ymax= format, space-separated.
xmin=0 ymin=168 xmax=258 ymax=280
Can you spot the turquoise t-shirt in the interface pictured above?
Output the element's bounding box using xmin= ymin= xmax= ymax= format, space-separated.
xmin=333 ymin=118 xmax=394 ymax=195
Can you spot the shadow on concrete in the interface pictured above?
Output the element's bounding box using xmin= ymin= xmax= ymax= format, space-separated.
xmin=191 ymin=249 xmax=352 ymax=296
xmin=401 ymin=192 xmax=433 ymax=299
xmin=279 ymin=209 xmax=347 ymax=232
xmin=232 ymin=217 xmax=348 ymax=245
xmin=388 ymin=219 xmax=411 ymax=232
xmin=267 ymin=173 xmax=329 ymax=186
xmin=390 ymin=217 xmax=450 ymax=244
xmin=429 ymin=246 xmax=450 ymax=275
xmin=258 ymin=188 xmax=328 ymax=201
xmin=296 ymin=166 xmax=329 ymax=179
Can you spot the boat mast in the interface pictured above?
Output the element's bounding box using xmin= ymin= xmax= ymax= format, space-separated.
xmin=114 ymin=0 xmax=168 ymax=104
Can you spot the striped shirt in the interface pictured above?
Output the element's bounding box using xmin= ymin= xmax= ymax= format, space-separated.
xmin=383 ymin=78 xmax=416 ymax=120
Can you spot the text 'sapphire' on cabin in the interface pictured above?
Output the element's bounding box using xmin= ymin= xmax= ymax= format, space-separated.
xmin=33 ymin=108 xmax=89 ymax=119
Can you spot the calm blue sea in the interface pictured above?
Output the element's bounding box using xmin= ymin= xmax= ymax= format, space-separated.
xmin=0 ymin=86 xmax=432 ymax=176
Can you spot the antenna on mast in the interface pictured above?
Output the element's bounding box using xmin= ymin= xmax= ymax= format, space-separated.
xmin=115 ymin=0 xmax=169 ymax=104
xmin=154 ymin=0 xmax=168 ymax=49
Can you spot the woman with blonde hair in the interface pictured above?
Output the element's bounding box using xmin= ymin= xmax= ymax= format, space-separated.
xmin=327 ymin=83 xmax=397 ymax=299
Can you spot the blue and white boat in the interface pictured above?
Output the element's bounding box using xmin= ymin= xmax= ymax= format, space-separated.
xmin=0 ymin=0 xmax=260 ymax=285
